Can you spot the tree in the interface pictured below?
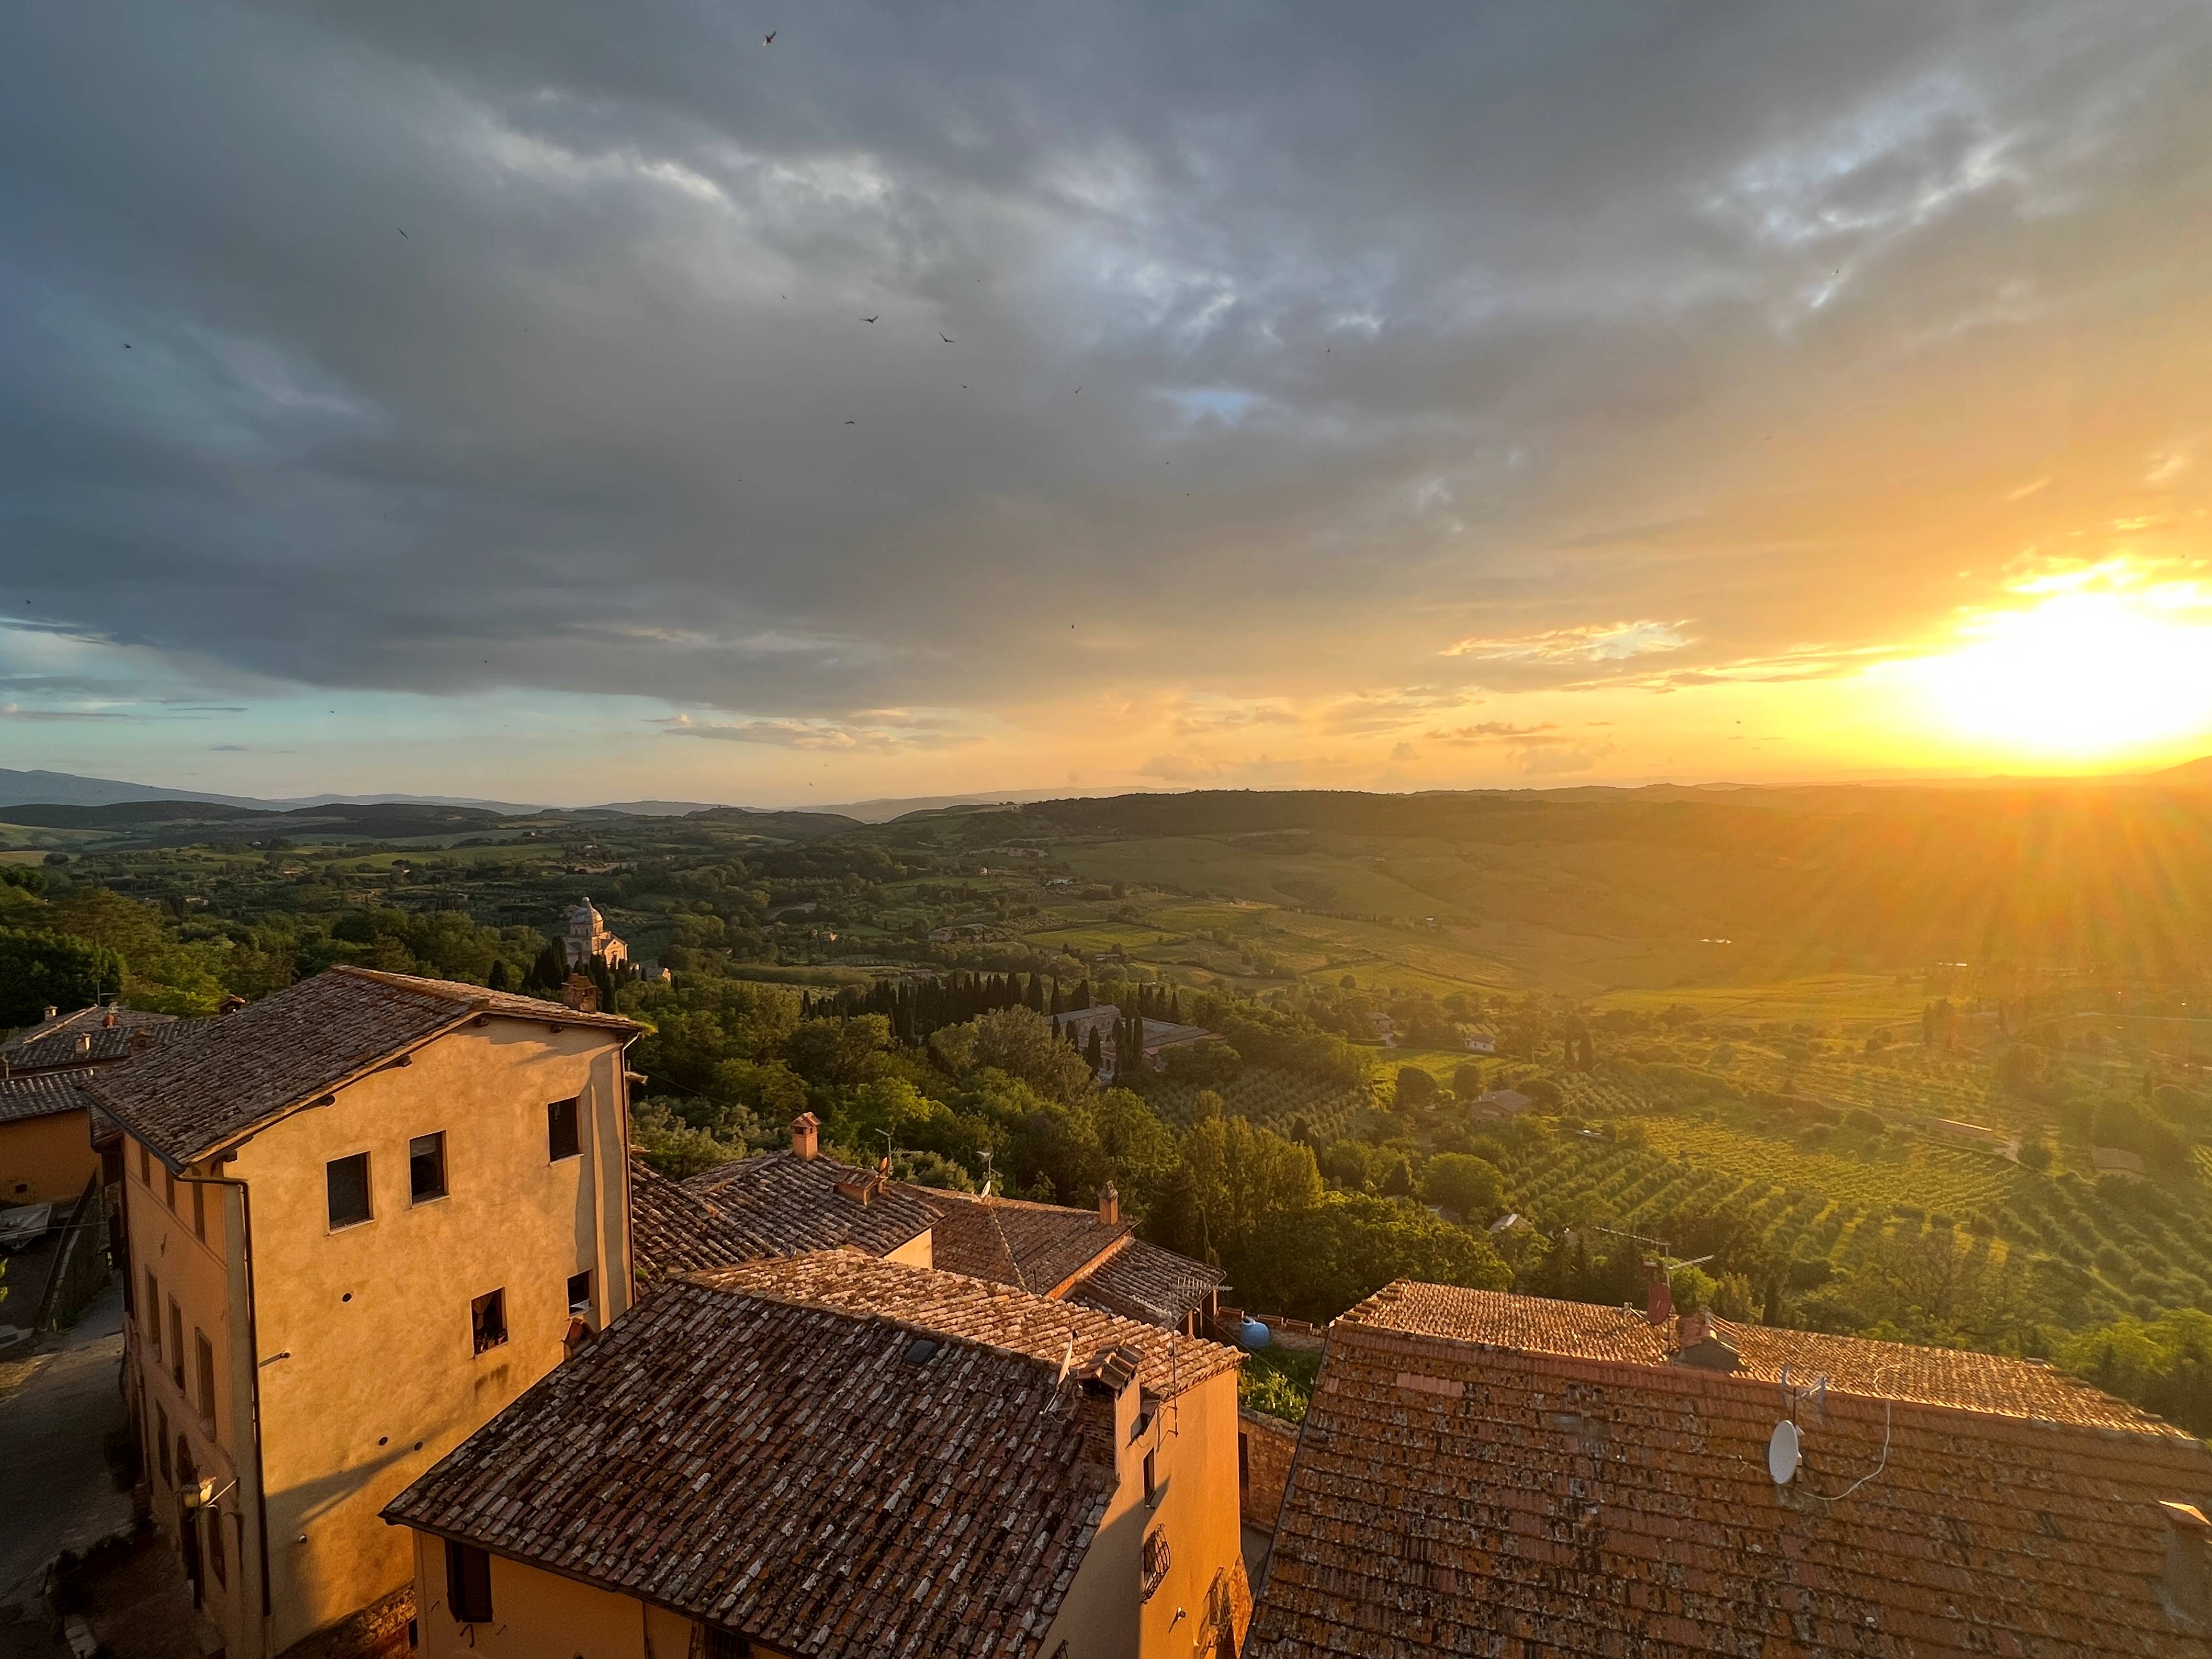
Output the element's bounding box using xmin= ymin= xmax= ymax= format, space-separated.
xmin=1166 ymin=1116 xmax=1323 ymax=1271
xmin=1395 ymin=1066 xmax=1439 ymax=1111
xmin=1421 ymin=1153 xmax=1504 ymax=1222
xmin=967 ymin=1006 xmax=1096 ymax=1107
xmin=0 ymin=928 xmax=123 ymax=1027
xmin=2058 ymin=1308 xmax=2212 ymax=1435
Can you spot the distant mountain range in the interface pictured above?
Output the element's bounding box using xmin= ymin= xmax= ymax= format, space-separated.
xmin=2 ymin=758 xmax=2206 ymax=827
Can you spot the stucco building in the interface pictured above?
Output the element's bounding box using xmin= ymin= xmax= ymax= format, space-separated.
xmin=385 ymin=1250 xmax=1250 ymax=1659
xmin=0 ymin=1002 xmax=176 ymax=1206
xmin=83 ymin=966 xmax=639 ymax=1659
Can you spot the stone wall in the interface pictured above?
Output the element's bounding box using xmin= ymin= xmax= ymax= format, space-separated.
xmin=1238 ymin=1408 xmax=1300 ymax=1533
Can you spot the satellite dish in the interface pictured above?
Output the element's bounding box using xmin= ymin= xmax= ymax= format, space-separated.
xmin=1768 ymin=1419 xmax=1801 ymax=1485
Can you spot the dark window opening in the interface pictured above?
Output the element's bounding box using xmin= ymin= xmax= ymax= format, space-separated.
xmin=702 ymin=1629 xmax=744 ymax=1659
xmin=409 ymin=1133 xmax=448 ymax=1203
xmin=326 ymin=1153 xmax=372 ymax=1229
xmin=1239 ymin=1431 xmax=1250 ymax=1492
xmin=446 ymin=1541 xmax=494 ymax=1623
xmin=195 ymin=1330 xmax=217 ymax=1424
xmin=145 ymin=1271 xmax=160 ymax=1355
xmin=566 ymin=1271 xmax=591 ymax=1317
xmin=164 ymin=1170 xmax=177 ymax=1212
xmin=139 ymin=1144 xmax=150 ymax=1186
xmin=471 ymin=1288 xmax=507 ymax=1355
xmin=546 ymin=1097 xmax=581 ymax=1161
xmin=168 ymin=1301 xmax=184 ymax=1391
xmin=902 ymin=1337 xmax=941 ymax=1365
xmin=191 ymin=1181 xmax=205 ymax=1240
xmin=1143 ymin=1448 xmax=1158 ymax=1505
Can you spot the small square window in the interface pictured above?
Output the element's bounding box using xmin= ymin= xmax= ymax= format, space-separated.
xmin=471 ymin=1288 xmax=507 ymax=1355
xmin=546 ymin=1097 xmax=581 ymax=1161
xmin=446 ymin=1541 xmax=494 ymax=1623
xmin=409 ymin=1133 xmax=448 ymax=1203
xmin=326 ymin=1153 xmax=372 ymax=1229
xmin=566 ymin=1271 xmax=592 ymax=1317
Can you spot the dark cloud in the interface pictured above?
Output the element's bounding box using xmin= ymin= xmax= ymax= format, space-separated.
xmin=2 ymin=0 xmax=2208 ymax=741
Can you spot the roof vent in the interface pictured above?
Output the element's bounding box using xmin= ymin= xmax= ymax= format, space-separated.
xmin=76 ymin=1034 xmax=92 ymax=1054
xmin=2164 ymin=1501 xmax=2209 ymax=1626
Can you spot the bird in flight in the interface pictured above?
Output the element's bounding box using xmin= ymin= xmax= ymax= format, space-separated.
xmin=861 ymin=315 xmax=879 ymax=324
xmin=398 ymin=228 xmax=409 ymax=239
xmin=844 ymin=419 xmax=856 ymax=425
xmin=940 ymin=334 xmax=955 ymax=343
xmin=764 ymin=31 xmax=776 ymax=44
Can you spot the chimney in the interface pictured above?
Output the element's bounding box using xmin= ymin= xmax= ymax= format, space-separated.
xmin=1644 ymin=1260 xmax=1673 ymax=1327
xmin=1675 ymin=1307 xmax=1740 ymax=1371
xmin=1098 ymin=1182 xmax=1120 ymax=1226
xmin=102 ymin=1010 xmax=119 ymax=1029
xmin=43 ymin=1005 xmax=57 ymax=1022
xmin=791 ymin=1113 xmax=820 ymax=1161
xmin=2165 ymin=1502 xmax=2210 ymax=1625
xmin=128 ymin=1026 xmax=155 ymax=1051
xmin=218 ymin=994 xmax=247 ymax=1016
xmin=562 ymin=974 xmax=600 ymax=1014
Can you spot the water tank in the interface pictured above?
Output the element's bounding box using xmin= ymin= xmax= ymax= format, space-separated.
xmin=1237 ymin=1318 xmax=1273 ymax=1350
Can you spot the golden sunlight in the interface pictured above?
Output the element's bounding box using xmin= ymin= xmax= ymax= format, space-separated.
xmin=1891 ymin=576 xmax=2212 ymax=763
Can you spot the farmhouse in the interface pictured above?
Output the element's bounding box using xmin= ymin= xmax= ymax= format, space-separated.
xmin=1472 ymin=1086 xmax=1533 ymax=1120
xmin=0 ymin=1003 xmax=178 ymax=1207
xmin=1247 ymin=1279 xmax=2212 ymax=1658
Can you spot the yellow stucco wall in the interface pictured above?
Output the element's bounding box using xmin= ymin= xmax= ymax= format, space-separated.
xmin=884 ymin=1227 xmax=933 ymax=1268
xmin=409 ymin=1531 xmax=698 ymax=1658
xmin=1036 ymin=1367 xmax=1247 ymax=1659
xmin=0 ymin=1108 xmax=98 ymax=1205
xmin=122 ymin=1013 xmax=633 ymax=1659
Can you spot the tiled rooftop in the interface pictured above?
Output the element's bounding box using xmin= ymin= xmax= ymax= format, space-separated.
xmin=1246 ymin=1282 xmax=2212 ymax=1659
xmin=82 ymin=966 xmax=635 ymax=1166
xmin=625 ymin=1155 xmax=766 ymax=1289
xmin=1066 ymin=1235 xmax=1224 ymax=1330
xmin=383 ymin=1276 xmax=1116 ymax=1659
xmin=680 ymin=1149 xmax=943 ymax=1259
xmin=0 ymin=1005 xmax=177 ymax=1073
xmin=689 ymin=1251 xmax=1242 ymax=1398
xmin=1348 ymin=1281 xmax=2191 ymax=1434
xmin=0 ymin=1068 xmax=103 ymax=1127
xmin=918 ymin=1188 xmax=1130 ymax=1295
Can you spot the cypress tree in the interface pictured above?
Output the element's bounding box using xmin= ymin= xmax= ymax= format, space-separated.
xmin=488 ymin=959 xmax=510 ymax=992
xmin=1085 ymin=1026 xmax=1104 ymax=1074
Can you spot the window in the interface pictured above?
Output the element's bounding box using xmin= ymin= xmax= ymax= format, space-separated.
xmin=206 ymin=1505 xmax=225 ymax=1587
xmin=470 ymin=1288 xmax=507 ymax=1355
xmin=191 ymin=1180 xmax=206 ymax=1241
xmin=195 ymin=1330 xmax=217 ymax=1426
xmin=145 ymin=1271 xmax=161 ymax=1356
xmin=156 ymin=1405 xmax=171 ymax=1485
xmin=446 ymin=1541 xmax=493 ymax=1623
xmin=169 ymin=1300 xmax=185 ymax=1391
xmin=546 ymin=1097 xmax=581 ymax=1161
xmin=139 ymin=1143 xmax=150 ymax=1186
xmin=1143 ymin=1448 xmax=1158 ymax=1505
xmin=326 ymin=1153 xmax=372 ymax=1229
xmin=409 ymin=1133 xmax=448 ymax=1203
xmin=566 ymin=1271 xmax=592 ymax=1317
xmin=1239 ymin=1431 xmax=1250 ymax=1493
xmin=702 ymin=1629 xmax=744 ymax=1658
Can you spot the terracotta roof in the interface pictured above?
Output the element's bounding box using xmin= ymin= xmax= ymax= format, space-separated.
xmin=1 ymin=1005 xmax=178 ymax=1073
xmin=917 ymin=1188 xmax=1129 ymax=1294
xmin=1066 ymin=1236 xmax=1224 ymax=1329
xmin=81 ymin=966 xmax=635 ymax=1167
xmin=625 ymin=1155 xmax=765 ymax=1289
xmin=0 ymin=1069 xmax=103 ymax=1127
xmin=383 ymin=1276 xmax=1117 ymax=1659
xmin=689 ymin=1251 xmax=1242 ymax=1398
xmin=679 ymin=1150 xmax=942 ymax=1259
xmin=1350 ymin=1281 xmax=2189 ymax=1432
xmin=1246 ymin=1283 xmax=2212 ymax=1659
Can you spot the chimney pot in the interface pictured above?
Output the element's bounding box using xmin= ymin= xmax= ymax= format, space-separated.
xmin=43 ymin=1006 xmax=57 ymax=1022
xmin=562 ymin=974 xmax=599 ymax=1014
xmin=791 ymin=1112 xmax=820 ymax=1161
xmin=102 ymin=1010 xmax=119 ymax=1029
xmin=1098 ymin=1182 xmax=1120 ymax=1227
xmin=2164 ymin=1501 xmax=2210 ymax=1625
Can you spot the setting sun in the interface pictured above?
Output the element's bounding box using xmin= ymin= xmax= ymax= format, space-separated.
xmin=1891 ymin=579 xmax=2212 ymax=764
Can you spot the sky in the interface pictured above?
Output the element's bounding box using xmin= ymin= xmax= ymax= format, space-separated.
xmin=4 ymin=1 xmax=2211 ymax=808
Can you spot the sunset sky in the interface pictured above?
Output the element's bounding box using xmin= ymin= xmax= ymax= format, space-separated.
xmin=4 ymin=2 xmax=2210 ymax=806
